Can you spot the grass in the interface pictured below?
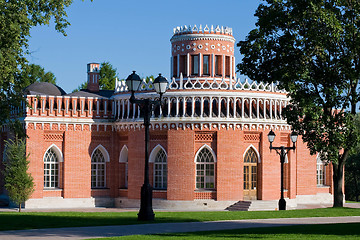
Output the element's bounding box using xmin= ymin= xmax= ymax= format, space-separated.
xmin=93 ymin=223 xmax=360 ymax=239
xmin=0 ymin=207 xmax=359 ymax=231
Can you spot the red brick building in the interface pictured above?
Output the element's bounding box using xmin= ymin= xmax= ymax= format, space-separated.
xmin=0 ymin=25 xmax=333 ymax=209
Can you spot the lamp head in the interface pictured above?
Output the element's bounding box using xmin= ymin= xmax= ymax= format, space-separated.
xmin=290 ymin=131 xmax=298 ymax=143
xmin=126 ymin=71 xmax=142 ymax=92
xmin=153 ymin=73 xmax=168 ymax=95
xmin=267 ymin=130 xmax=276 ymax=143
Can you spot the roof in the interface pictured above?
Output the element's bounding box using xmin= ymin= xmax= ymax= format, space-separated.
xmin=65 ymin=89 xmax=114 ymax=98
xmin=24 ymin=82 xmax=67 ymax=96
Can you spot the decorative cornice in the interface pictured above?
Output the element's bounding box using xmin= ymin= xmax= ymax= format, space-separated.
xmin=170 ymin=34 xmax=235 ymax=43
xmin=113 ymin=121 xmax=291 ymax=132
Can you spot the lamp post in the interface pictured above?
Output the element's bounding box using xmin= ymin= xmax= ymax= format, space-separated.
xmin=267 ymin=130 xmax=298 ymax=210
xmin=126 ymin=71 xmax=168 ymax=221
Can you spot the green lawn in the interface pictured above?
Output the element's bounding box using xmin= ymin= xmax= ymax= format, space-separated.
xmin=0 ymin=207 xmax=359 ymax=231
xmin=93 ymin=223 xmax=360 ymax=240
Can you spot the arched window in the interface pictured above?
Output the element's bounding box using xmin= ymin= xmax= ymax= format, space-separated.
xmin=317 ymin=155 xmax=326 ymax=186
xmin=196 ymin=146 xmax=215 ymax=190
xmin=44 ymin=148 xmax=59 ymax=188
xmin=119 ymin=145 xmax=128 ymax=189
xmin=243 ymin=148 xmax=258 ymax=193
xmin=91 ymin=148 xmax=106 ymax=188
xmin=154 ymin=149 xmax=167 ymax=189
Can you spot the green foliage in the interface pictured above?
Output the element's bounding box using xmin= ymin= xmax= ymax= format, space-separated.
xmin=99 ymin=61 xmax=118 ymax=90
xmin=0 ymin=0 xmax=83 ymax=135
xmin=3 ymin=139 xmax=34 ymax=212
xmin=22 ymin=64 xmax=57 ymax=86
xmin=345 ymin=114 xmax=360 ymax=201
xmin=73 ymin=81 xmax=88 ymax=92
xmin=238 ymin=0 xmax=360 ymax=207
xmin=73 ymin=61 xmax=119 ymax=92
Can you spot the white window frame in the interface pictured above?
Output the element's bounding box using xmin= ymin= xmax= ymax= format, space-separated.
xmin=119 ymin=145 xmax=128 ymax=189
xmin=149 ymin=145 xmax=168 ymax=190
xmin=154 ymin=149 xmax=167 ymax=190
xmin=195 ymin=145 xmax=216 ymax=190
xmin=43 ymin=144 xmax=63 ymax=189
xmin=91 ymin=145 xmax=109 ymax=189
xmin=316 ymin=154 xmax=326 ymax=186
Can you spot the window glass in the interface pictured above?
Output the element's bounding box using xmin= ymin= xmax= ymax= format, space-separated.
xmin=192 ymin=55 xmax=199 ymax=75
xmin=44 ymin=148 xmax=59 ymax=188
xmin=196 ymin=148 xmax=215 ymax=190
xmin=91 ymin=148 xmax=106 ymax=188
xmin=154 ymin=149 xmax=167 ymax=189
xmin=203 ymin=55 xmax=210 ymax=75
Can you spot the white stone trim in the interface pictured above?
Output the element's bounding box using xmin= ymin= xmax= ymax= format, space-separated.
xmin=119 ymin=145 xmax=128 ymax=163
xmin=194 ymin=144 xmax=217 ymax=163
xmin=44 ymin=144 xmax=63 ymax=162
xmin=91 ymin=144 xmax=110 ymax=162
xmin=149 ymin=144 xmax=167 ymax=163
xmin=243 ymin=144 xmax=261 ymax=163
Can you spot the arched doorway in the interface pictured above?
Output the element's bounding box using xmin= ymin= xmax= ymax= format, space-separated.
xmin=243 ymin=148 xmax=258 ymax=200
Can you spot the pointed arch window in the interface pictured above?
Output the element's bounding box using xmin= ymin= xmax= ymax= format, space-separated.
xmin=44 ymin=148 xmax=59 ymax=188
xmin=196 ymin=147 xmax=215 ymax=190
xmin=91 ymin=149 xmax=106 ymax=188
xmin=154 ymin=149 xmax=167 ymax=189
xmin=243 ymin=148 xmax=258 ymax=191
xmin=119 ymin=145 xmax=128 ymax=189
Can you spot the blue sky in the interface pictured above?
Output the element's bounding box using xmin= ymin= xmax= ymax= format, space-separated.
xmin=28 ymin=0 xmax=262 ymax=93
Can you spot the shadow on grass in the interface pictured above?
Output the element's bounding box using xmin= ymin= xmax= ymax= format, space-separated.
xmin=0 ymin=211 xmax=202 ymax=231
xmin=0 ymin=207 xmax=360 ymax=232
xmin=145 ymin=223 xmax=360 ymax=239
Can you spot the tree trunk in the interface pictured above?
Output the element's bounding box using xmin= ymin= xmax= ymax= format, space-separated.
xmin=355 ymin=176 xmax=359 ymax=202
xmin=18 ymin=203 xmax=21 ymax=212
xmin=333 ymin=163 xmax=344 ymax=207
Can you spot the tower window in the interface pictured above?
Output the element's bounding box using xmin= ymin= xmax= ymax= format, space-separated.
xmin=225 ymin=56 xmax=230 ymax=77
xmin=203 ymin=55 xmax=210 ymax=76
xmin=180 ymin=55 xmax=187 ymax=76
xmin=215 ymin=55 xmax=222 ymax=76
xmin=173 ymin=56 xmax=178 ymax=77
xmin=192 ymin=55 xmax=199 ymax=75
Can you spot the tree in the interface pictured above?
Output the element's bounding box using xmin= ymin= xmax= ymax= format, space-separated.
xmin=22 ymin=64 xmax=57 ymax=87
xmin=3 ymin=139 xmax=34 ymax=212
xmin=238 ymin=0 xmax=360 ymax=207
xmin=0 ymin=0 xmax=88 ymax=135
xmin=99 ymin=62 xmax=118 ymax=90
xmin=345 ymin=113 xmax=360 ymax=201
xmin=73 ymin=61 xmax=119 ymax=92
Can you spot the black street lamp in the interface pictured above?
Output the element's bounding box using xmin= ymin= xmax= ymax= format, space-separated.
xmin=126 ymin=71 xmax=168 ymax=221
xmin=267 ymin=129 xmax=298 ymax=210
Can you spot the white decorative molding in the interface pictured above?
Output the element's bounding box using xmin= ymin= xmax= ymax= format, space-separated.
xmin=173 ymin=25 xmax=233 ymax=36
xmin=119 ymin=145 xmax=128 ymax=163
xmin=194 ymin=144 xmax=217 ymax=163
xmin=243 ymin=144 xmax=262 ymax=163
xmin=149 ymin=144 xmax=167 ymax=163
xmin=44 ymin=144 xmax=64 ymax=162
xmin=91 ymin=144 xmax=110 ymax=162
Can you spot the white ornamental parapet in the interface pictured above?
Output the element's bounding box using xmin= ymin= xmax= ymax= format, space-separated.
xmin=114 ymin=76 xmax=286 ymax=94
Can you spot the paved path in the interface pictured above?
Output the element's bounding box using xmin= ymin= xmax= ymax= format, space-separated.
xmin=0 ymin=216 xmax=360 ymax=240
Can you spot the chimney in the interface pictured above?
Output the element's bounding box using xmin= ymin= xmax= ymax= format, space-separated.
xmin=87 ymin=63 xmax=100 ymax=92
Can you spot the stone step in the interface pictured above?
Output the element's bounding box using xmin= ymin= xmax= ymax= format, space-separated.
xmin=225 ymin=201 xmax=252 ymax=211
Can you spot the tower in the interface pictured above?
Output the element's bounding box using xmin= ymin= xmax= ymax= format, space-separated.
xmin=170 ymin=25 xmax=235 ymax=81
xmin=87 ymin=63 xmax=100 ymax=92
